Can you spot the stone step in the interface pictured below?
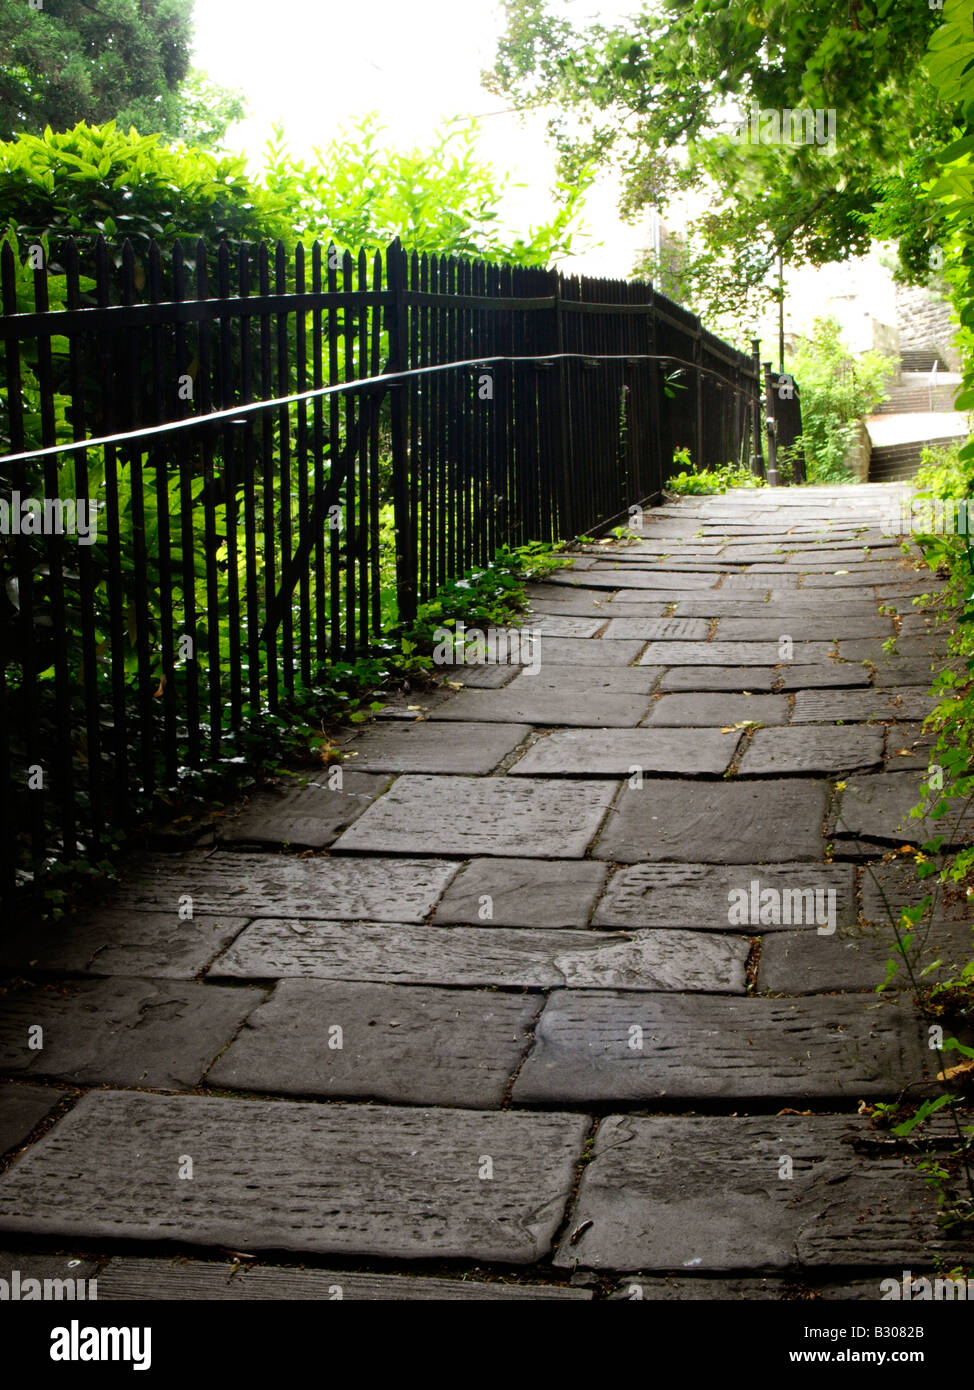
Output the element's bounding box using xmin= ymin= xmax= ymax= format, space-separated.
xmin=206 ymin=980 xmax=541 ymax=1107
xmin=898 ymin=350 xmax=950 ymax=371
xmin=92 ymin=1255 xmax=593 ymax=1301
xmin=105 ymin=852 xmax=459 ymax=922
xmin=0 ymin=977 xmax=262 ymax=1090
xmin=591 ymin=778 xmax=828 ymax=863
xmin=553 ymin=1114 xmax=957 ymax=1272
xmin=757 ymin=920 xmax=974 ymax=994
xmin=592 ymin=861 xmax=857 ymax=931
xmin=869 ymin=438 xmax=961 ymax=483
xmin=511 ymin=992 xmax=927 ymax=1104
xmin=331 ymin=775 xmax=618 ymax=858
xmin=207 ymin=920 xmax=749 ymax=993
xmin=0 ymin=1091 xmax=590 ymax=1266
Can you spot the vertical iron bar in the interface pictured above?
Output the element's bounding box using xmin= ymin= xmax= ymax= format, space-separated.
xmin=386 ymin=239 xmax=415 ymax=624
xmin=147 ymin=240 xmax=178 ymax=784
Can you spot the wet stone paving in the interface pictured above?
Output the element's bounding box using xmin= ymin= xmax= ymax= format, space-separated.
xmin=0 ymin=483 xmax=969 ymax=1300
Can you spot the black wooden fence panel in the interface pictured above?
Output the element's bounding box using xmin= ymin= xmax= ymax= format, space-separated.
xmin=0 ymin=235 xmax=760 ymax=904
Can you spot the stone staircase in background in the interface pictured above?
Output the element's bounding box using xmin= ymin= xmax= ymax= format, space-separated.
xmin=872 ymin=370 xmax=959 ymax=416
xmin=867 ymin=353 xmax=967 ymax=482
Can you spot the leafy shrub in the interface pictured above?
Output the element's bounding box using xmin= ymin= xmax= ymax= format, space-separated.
xmin=785 ymin=316 xmax=894 ymax=484
xmin=874 ymin=428 xmax=974 ymax=1226
xmin=0 ymin=115 xmax=591 ymax=271
xmin=0 ymin=122 xmax=294 ymax=253
xmin=665 ymin=450 xmax=766 ymax=494
xmin=259 ymin=113 xmax=591 ymax=265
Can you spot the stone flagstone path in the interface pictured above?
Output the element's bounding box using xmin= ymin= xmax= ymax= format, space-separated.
xmin=1 ymin=482 xmax=970 ymax=1300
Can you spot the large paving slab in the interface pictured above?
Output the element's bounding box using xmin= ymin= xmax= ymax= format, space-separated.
xmin=529 ymin=636 xmax=646 ymax=665
xmin=775 ymin=662 xmax=871 ymax=689
xmin=374 ymin=686 xmax=453 ymax=719
xmin=513 ymin=992 xmax=925 ymax=1104
xmin=896 ymin=613 xmax=944 ymax=635
xmin=638 ymin=641 xmax=833 ymax=666
xmin=557 ymin=554 xmax=600 ymax=569
xmin=592 ymin=779 xmax=827 ymax=863
xmin=667 ymin=597 xmax=883 ymax=618
xmin=109 ymin=852 xmax=459 ymax=922
xmin=600 ymin=617 xmax=710 ymax=640
xmin=646 ymin=693 xmax=788 ymax=726
xmin=440 ymin=662 xmax=519 ymax=688
xmin=714 ymin=616 xmax=891 ymax=640
xmin=860 ymin=859 xmax=974 ymax=927
xmin=834 ymin=771 xmax=974 ymax=849
xmin=737 ymin=727 xmax=885 ymax=775
xmin=658 ymin=666 xmax=779 ymax=693
xmin=529 ymin=614 xmax=605 ymax=637
xmin=207 ymin=980 xmax=539 ymax=1107
xmin=0 ymin=1084 xmax=68 ymax=1155
xmin=218 ymin=772 xmax=391 ymax=848
xmin=593 ymin=862 xmax=857 ymax=931
xmin=873 ymin=581 xmax=948 ymax=600
xmin=427 ymin=683 xmax=653 ymax=726
xmin=718 ymin=572 xmax=797 ymax=589
xmin=491 ymin=665 xmax=663 ymax=694
xmin=708 ymin=548 xmax=790 ymax=563
xmin=803 ymin=567 xmax=917 ymax=587
xmin=332 ymin=775 xmax=618 ymax=858
xmin=757 ymin=921 xmax=974 ymax=994
xmin=553 ymin=1115 xmax=952 ymax=1272
xmin=778 ymin=548 xmax=875 ymax=565
xmin=0 ymin=977 xmax=262 ymax=1089
xmin=509 ymin=728 xmax=738 ymax=777
xmin=547 ymin=568 xmax=719 ymax=590
xmin=336 ymin=720 xmax=530 ymax=775
xmin=863 ymin=658 xmax=941 ymax=688
xmin=524 ymin=584 xmax=614 ymax=608
xmin=838 ymin=636 xmax=943 ymax=664
xmin=626 ymin=515 xmax=703 ymax=538
xmin=0 ymin=909 xmax=249 ymax=978
xmin=884 ymin=721 xmax=936 ymax=770
xmin=209 ymin=920 xmax=747 ymax=992
xmin=94 ymin=1256 xmax=592 ymax=1300
xmin=433 ymin=858 xmax=609 ymax=927
xmin=590 ymin=558 xmax=732 ymax=573
xmin=791 ymin=687 xmax=936 ymax=723
xmin=528 ymin=594 xmax=663 ymax=619
xmin=546 ymin=600 xmax=670 ymax=619
xmin=0 ymin=1091 xmax=590 ymax=1264
xmin=523 ymin=595 xmax=619 ymax=618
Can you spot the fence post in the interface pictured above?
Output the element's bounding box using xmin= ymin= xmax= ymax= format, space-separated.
xmin=693 ymin=323 xmax=703 ymax=469
xmin=750 ymin=338 xmax=765 ymax=478
xmin=552 ymin=270 xmax=574 ymax=539
xmin=792 ymin=384 xmax=806 ymax=484
xmin=646 ymin=284 xmax=664 ymax=498
xmin=386 ymin=238 xmax=416 ymax=623
xmin=763 ymin=360 xmax=779 ymax=487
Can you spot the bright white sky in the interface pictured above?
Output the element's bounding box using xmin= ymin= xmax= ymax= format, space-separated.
xmin=190 ymin=0 xmax=650 ymax=274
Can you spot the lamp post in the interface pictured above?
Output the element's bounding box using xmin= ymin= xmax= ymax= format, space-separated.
xmin=778 ymin=251 xmax=785 ymax=375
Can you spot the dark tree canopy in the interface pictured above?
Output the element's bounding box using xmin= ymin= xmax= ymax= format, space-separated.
xmin=0 ymin=0 xmax=194 ymax=140
xmin=485 ymin=0 xmax=960 ymax=320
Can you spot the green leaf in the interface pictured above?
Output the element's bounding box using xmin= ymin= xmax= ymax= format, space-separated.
xmin=891 ymin=1093 xmax=956 ymax=1137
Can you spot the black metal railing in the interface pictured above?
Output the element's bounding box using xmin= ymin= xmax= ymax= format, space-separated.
xmin=0 ymin=235 xmax=761 ymax=903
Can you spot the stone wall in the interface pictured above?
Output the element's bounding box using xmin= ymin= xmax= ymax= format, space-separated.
xmin=843 ymin=419 xmax=871 ymax=484
xmin=895 ymin=282 xmax=962 ymax=370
